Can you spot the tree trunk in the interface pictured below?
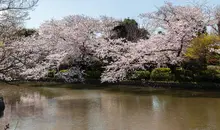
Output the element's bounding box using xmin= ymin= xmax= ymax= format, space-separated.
xmin=167 ymin=64 xmax=177 ymax=81
xmin=218 ymin=20 xmax=220 ymax=36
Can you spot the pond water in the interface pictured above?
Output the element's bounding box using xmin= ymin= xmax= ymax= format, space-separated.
xmin=0 ymin=83 xmax=220 ymax=130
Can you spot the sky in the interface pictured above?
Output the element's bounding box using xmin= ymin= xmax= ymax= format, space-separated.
xmin=25 ymin=0 xmax=220 ymax=28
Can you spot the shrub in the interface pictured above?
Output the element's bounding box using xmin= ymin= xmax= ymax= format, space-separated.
xmin=151 ymin=68 xmax=174 ymax=81
xmin=175 ymin=66 xmax=220 ymax=82
xmin=195 ymin=69 xmax=220 ymax=82
xmin=48 ymin=69 xmax=56 ymax=77
xmin=208 ymin=58 xmax=219 ymax=65
xmin=216 ymin=74 xmax=220 ymax=81
xmin=59 ymin=69 xmax=68 ymax=73
xmin=182 ymin=59 xmax=207 ymax=72
xmin=207 ymin=65 xmax=220 ymax=72
xmin=130 ymin=70 xmax=150 ymax=80
xmin=185 ymin=35 xmax=220 ymax=70
xmin=207 ymin=53 xmax=220 ymax=65
xmin=85 ymin=70 xmax=102 ymax=79
xmin=175 ymin=68 xmax=194 ymax=81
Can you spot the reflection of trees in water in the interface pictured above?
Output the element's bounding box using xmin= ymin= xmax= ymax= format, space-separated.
xmin=171 ymin=98 xmax=220 ymax=130
xmin=0 ymin=85 xmax=22 ymax=105
xmin=0 ymin=85 xmax=220 ymax=130
xmin=149 ymin=95 xmax=220 ymax=130
xmin=53 ymin=99 xmax=89 ymax=130
xmin=0 ymin=85 xmax=50 ymax=130
xmin=0 ymin=85 xmax=54 ymax=105
xmin=15 ymin=92 xmax=46 ymax=117
xmin=53 ymin=92 xmax=102 ymax=130
xmin=99 ymin=93 xmax=153 ymax=130
xmin=99 ymin=93 xmax=220 ymax=130
xmin=0 ymin=111 xmax=3 ymax=118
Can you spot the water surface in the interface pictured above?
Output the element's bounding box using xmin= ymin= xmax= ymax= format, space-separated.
xmin=0 ymin=84 xmax=220 ymax=130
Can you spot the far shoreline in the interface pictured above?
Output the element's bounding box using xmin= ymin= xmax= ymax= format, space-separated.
xmin=2 ymin=79 xmax=220 ymax=90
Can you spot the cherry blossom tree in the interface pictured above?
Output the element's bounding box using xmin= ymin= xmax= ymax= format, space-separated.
xmin=0 ymin=0 xmax=38 ymax=41
xmin=95 ymin=2 xmax=215 ymax=82
xmin=15 ymin=15 xmax=118 ymax=82
xmin=0 ymin=0 xmax=39 ymax=81
xmin=0 ymin=35 xmax=49 ymax=81
xmin=211 ymin=6 xmax=220 ymax=35
xmin=1 ymin=2 xmax=218 ymax=83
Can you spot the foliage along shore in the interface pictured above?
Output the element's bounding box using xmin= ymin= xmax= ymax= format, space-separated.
xmin=2 ymin=66 xmax=220 ymax=89
xmin=2 ymin=79 xmax=220 ymax=91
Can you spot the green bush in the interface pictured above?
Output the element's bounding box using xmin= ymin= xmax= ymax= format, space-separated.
xmin=151 ymin=68 xmax=174 ymax=81
xmin=85 ymin=70 xmax=102 ymax=79
xmin=195 ymin=69 xmax=220 ymax=82
xmin=207 ymin=53 xmax=220 ymax=65
xmin=174 ymin=67 xmax=220 ymax=82
xmin=216 ymin=74 xmax=220 ymax=81
xmin=130 ymin=70 xmax=151 ymax=80
xmin=182 ymin=59 xmax=207 ymax=72
xmin=207 ymin=65 xmax=220 ymax=72
xmin=48 ymin=69 xmax=56 ymax=77
xmin=59 ymin=69 xmax=68 ymax=73
xmin=175 ymin=68 xmax=194 ymax=82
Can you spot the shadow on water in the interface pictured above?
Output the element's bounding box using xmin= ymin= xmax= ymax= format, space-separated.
xmin=101 ymin=85 xmax=220 ymax=98
xmin=0 ymin=111 xmax=4 ymax=118
xmin=13 ymin=82 xmax=220 ymax=98
xmin=4 ymin=82 xmax=220 ymax=99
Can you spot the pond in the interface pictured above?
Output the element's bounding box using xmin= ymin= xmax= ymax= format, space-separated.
xmin=0 ymin=83 xmax=220 ymax=130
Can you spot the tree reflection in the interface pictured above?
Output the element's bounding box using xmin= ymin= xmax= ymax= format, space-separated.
xmin=1 ymin=84 xmax=220 ymax=130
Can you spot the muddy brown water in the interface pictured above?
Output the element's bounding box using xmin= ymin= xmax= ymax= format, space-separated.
xmin=0 ymin=83 xmax=220 ymax=130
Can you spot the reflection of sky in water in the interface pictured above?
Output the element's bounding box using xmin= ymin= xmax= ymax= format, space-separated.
xmin=152 ymin=95 xmax=167 ymax=112
xmin=152 ymin=96 xmax=160 ymax=111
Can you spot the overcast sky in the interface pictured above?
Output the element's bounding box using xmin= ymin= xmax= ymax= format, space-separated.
xmin=25 ymin=0 xmax=220 ymax=28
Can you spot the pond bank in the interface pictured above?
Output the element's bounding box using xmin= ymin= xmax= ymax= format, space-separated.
xmin=4 ymin=79 xmax=220 ymax=90
xmin=87 ymin=80 xmax=220 ymax=90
